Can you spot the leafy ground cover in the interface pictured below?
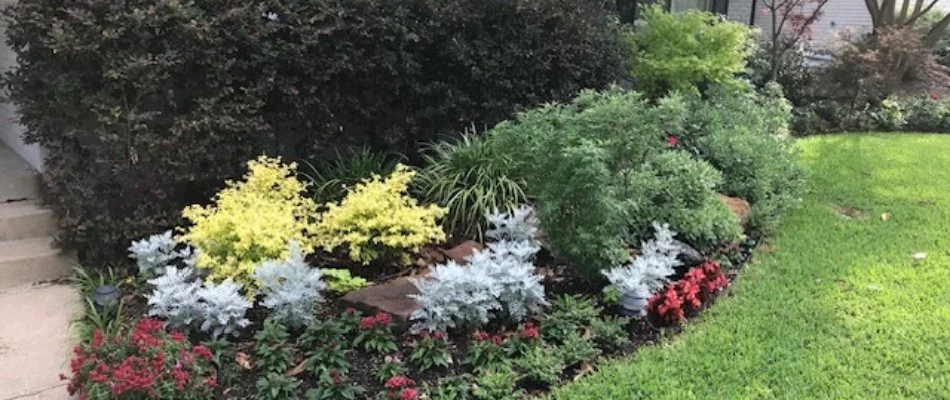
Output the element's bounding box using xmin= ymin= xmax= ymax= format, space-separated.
xmin=549 ymin=134 xmax=950 ymax=399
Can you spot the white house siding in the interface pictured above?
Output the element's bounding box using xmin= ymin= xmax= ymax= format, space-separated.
xmin=728 ymin=0 xmax=950 ymax=46
xmin=0 ymin=0 xmax=43 ymax=172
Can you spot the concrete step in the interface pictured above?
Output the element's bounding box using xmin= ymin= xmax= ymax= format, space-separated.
xmin=0 ymin=237 xmax=73 ymax=289
xmin=0 ymin=282 xmax=81 ymax=400
xmin=0 ymin=201 xmax=56 ymax=241
xmin=0 ymin=144 xmax=40 ymax=202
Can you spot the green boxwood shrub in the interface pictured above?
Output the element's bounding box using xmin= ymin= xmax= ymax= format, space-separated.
xmin=3 ymin=0 xmax=625 ymax=263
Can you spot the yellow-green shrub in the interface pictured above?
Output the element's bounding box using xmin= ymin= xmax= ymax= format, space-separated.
xmin=179 ymin=156 xmax=319 ymax=287
xmin=315 ymin=165 xmax=446 ymax=265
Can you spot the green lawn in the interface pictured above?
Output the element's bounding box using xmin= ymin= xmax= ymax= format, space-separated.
xmin=550 ymin=134 xmax=950 ymax=399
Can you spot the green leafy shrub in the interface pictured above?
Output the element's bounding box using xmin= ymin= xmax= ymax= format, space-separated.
xmin=630 ymin=5 xmax=755 ymax=97
xmin=3 ymin=0 xmax=625 ymax=265
xmin=744 ymin=44 xmax=818 ymax=107
xmin=488 ymin=89 xmax=741 ymax=277
xmin=414 ymin=133 xmax=527 ymax=241
xmin=515 ymin=346 xmax=564 ymax=386
xmin=590 ymin=316 xmax=631 ymax=354
xmin=630 ymin=151 xmax=741 ymax=249
xmin=899 ymin=96 xmax=950 ymax=132
xmin=256 ymin=373 xmax=302 ymax=400
xmin=684 ymin=86 xmax=806 ymax=235
xmin=473 ymin=367 xmax=523 ymax=400
xmin=254 ymin=318 xmax=295 ymax=375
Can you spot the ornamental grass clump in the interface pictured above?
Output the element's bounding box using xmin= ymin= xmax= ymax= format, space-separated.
xmin=315 ymin=164 xmax=446 ymax=265
xmin=179 ymin=156 xmax=318 ymax=289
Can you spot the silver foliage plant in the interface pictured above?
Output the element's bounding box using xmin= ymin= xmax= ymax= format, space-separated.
xmin=410 ymin=206 xmax=546 ymax=333
xmin=146 ymin=266 xmax=251 ymax=339
xmin=254 ymin=243 xmax=327 ymax=328
xmin=128 ymin=230 xmax=195 ymax=277
xmin=601 ymin=222 xmax=683 ymax=316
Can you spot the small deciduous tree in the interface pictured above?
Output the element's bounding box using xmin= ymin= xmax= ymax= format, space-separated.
xmin=760 ymin=0 xmax=831 ymax=80
xmin=864 ymin=0 xmax=950 ymax=46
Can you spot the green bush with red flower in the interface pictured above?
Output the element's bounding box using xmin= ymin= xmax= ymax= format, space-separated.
xmin=64 ymin=318 xmax=217 ymax=400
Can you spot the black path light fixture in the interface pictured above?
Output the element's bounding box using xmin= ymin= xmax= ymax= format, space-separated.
xmin=91 ymin=285 xmax=121 ymax=313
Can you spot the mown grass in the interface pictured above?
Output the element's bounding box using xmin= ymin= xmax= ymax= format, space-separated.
xmin=549 ymin=134 xmax=950 ymax=399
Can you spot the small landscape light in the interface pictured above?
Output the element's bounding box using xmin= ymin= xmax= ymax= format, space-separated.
xmin=91 ymin=285 xmax=121 ymax=313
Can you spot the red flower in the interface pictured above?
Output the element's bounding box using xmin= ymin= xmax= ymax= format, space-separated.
xmin=170 ymin=331 xmax=186 ymax=343
xmin=490 ymin=335 xmax=506 ymax=346
xmin=666 ymin=135 xmax=679 ymax=147
xmin=385 ymin=375 xmax=416 ymax=389
xmin=329 ymin=370 xmax=343 ymax=385
xmin=192 ymin=345 xmax=213 ymax=361
xmin=400 ymin=388 xmax=420 ymax=400
xmin=472 ymin=331 xmax=490 ymax=342
xmin=170 ymin=368 xmax=190 ymax=390
xmin=91 ymin=330 xmax=105 ymax=350
xmin=432 ymin=330 xmax=446 ymax=340
xmin=375 ymin=312 xmax=393 ymax=326
xmin=931 ymin=89 xmax=941 ymax=100
xmin=519 ymin=323 xmax=540 ymax=340
xmin=205 ymin=375 xmax=218 ymax=388
xmin=359 ymin=316 xmax=377 ymax=330
xmin=344 ymin=307 xmax=357 ymax=314
xmin=678 ymin=280 xmax=702 ymax=310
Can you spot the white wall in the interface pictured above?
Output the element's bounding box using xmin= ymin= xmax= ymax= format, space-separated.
xmin=731 ymin=0 xmax=950 ymax=46
xmin=0 ymin=0 xmax=42 ymax=172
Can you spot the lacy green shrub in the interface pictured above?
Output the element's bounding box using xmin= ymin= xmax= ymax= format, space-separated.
xmin=684 ymin=86 xmax=806 ymax=235
xmin=3 ymin=0 xmax=624 ymax=265
xmin=315 ymin=165 xmax=446 ymax=265
xmin=487 ymin=89 xmax=740 ymax=277
xmin=631 ymin=152 xmax=741 ymax=249
xmin=179 ymin=156 xmax=318 ymax=288
xmin=630 ymin=5 xmax=755 ymax=97
xmin=414 ymin=133 xmax=527 ymax=241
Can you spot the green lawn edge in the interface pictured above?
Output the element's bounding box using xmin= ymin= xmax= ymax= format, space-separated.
xmin=548 ymin=133 xmax=950 ymax=399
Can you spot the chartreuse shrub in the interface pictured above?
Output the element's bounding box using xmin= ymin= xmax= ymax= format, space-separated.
xmin=315 ymin=165 xmax=446 ymax=265
xmin=179 ymin=156 xmax=318 ymax=288
xmin=630 ymin=5 xmax=754 ymax=97
xmin=3 ymin=0 xmax=623 ymax=265
xmin=683 ymin=85 xmax=806 ymax=235
xmin=487 ymin=89 xmax=740 ymax=278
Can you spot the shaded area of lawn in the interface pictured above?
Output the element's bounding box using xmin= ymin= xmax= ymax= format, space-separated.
xmin=549 ymin=134 xmax=950 ymax=399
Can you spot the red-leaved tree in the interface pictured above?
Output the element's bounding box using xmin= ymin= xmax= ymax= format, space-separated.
xmin=760 ymin=0 xmax=831 ymax=80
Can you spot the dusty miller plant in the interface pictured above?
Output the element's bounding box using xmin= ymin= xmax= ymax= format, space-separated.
xmin=254 ymin=243 xmax=326 ymax=328
xmin=146 ymin=266 xmax=251 ymax=339
xmin=409 ymin=207 xmax=546 ymax=333
xmin=128 ymin=230 xmax=194 ymax=277
xmin=147 ymin=266 xmax=202 ymax=329
xmin=196 ymin=281 xmax=252 ymax=339
xmin=601 ymin=222 xmax=683 ymax=315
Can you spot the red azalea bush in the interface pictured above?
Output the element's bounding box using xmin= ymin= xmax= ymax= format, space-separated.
xmin=648 ymin=260 xmax=730 ymax=324
xmin=64 ymin=318 xmax=217 ymax=400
